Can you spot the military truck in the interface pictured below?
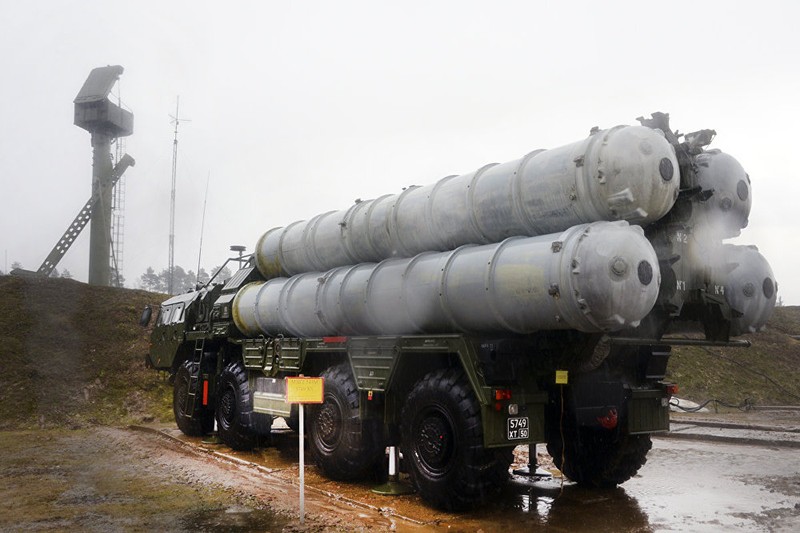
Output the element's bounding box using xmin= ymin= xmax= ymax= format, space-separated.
xmin=143 ymin=113 xmax=776 ymax=510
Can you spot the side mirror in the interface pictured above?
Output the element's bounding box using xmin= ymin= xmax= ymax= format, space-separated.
xmin=139 ymin=305 xmax=153 ymax=327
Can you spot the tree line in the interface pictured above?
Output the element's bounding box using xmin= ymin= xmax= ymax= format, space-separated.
xmin=138 ymin=264 xmax=232 ymax=294
xmin=0 ymin=262 xmax=73 ymax=279
xmin=0 ymin=261 xmax=232 ymax=296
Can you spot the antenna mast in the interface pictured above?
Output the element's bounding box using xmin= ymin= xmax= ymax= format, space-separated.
xmin=196 ymin=172 xmax=210 ymax=285
xmin=168 ymin=96 xmax=190 ymax=294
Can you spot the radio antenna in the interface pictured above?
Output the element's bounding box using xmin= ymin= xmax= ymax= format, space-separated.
xmin=168 ymin=96 xmax=190 ymax=294
xmin=196 ymin=171 xmax=210 ymax=286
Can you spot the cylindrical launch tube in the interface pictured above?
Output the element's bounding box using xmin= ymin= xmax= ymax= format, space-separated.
xmin=235 ymin=221 xmax=660 ymax=337
xmin=718 ymin=244 xmax=777 ymax=335
xmin=255 ymin=125 xmax=679 ymax=279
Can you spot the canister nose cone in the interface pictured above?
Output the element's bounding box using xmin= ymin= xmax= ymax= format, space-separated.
xmin=590 ymin=125 xmax=679 ymax=223
xmin=720 ymin=244 xmax=777 ymax=336
xmin=691 ymin=150 xmax=752 ymax=239
xmin=566 ymin=222 xmax=660 ymax=331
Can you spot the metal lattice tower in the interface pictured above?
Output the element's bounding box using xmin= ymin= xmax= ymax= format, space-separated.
xmin=111 ymin=135 xmax=127 ymax=287
xmin=73 ymin=65 xmax=134 ymax=286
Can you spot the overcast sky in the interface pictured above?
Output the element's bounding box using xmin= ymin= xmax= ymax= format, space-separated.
xmin=1 ymin=1 xmax=798 ymax=304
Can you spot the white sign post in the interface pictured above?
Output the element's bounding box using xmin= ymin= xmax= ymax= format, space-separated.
xmin=299 ymin=403 xmax=305 ymax=522
xmin=285 ymin=376 xmax=324 ymax=525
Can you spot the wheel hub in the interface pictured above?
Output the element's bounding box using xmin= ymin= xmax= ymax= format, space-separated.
xmin=417 ymin=414 xmax=453 ymax=470
xmin=218 ymin=387 xmax=236 ymax=429
xmin=175 ymin=380 xmax=188 ymax=416
xmin=316 ymin=402 xmax=342 ymax=450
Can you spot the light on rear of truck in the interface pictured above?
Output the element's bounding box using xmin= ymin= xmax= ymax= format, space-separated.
xmin=494 ymin=389 xmax=512 ymax=412
xmin=494 ymin=389 xmax=512 ymax=401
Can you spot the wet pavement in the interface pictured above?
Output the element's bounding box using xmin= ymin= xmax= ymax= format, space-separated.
xmin=665 ymin=410 xmax=800 ymax=448
xmin=624 ymin=438 xmax=800 ymax=532
xmin=666 ymin=420 xmax=800 ymax=448
xmin=152 ymin=411 xmax=800 ymax=531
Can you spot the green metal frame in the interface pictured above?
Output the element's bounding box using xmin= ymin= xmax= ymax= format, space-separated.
xmin=237 ymin=333 xmax=549 ymax=448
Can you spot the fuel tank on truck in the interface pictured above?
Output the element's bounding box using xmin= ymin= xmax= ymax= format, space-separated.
xmin=255 ymin=125 xmax=679 ymax=279
xmin=235 ymin=221 xmax=660 ymax=337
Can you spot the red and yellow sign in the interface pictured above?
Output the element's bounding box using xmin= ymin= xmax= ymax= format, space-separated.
xmin=285 ymin=377 xmax=325 ymax=404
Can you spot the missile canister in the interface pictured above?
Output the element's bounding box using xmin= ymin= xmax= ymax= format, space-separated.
xmin=717 ymin=244 xmax=777 ymax=335
xmin=235 ymin=221 xmax=660 ymax=337
xmin=255 ymin=125 xmax=679 ymax=279
xmin=688 ymin=149 xmax=752 ymax=239
xmin=654 ymin=228 xmax=777 ymax=336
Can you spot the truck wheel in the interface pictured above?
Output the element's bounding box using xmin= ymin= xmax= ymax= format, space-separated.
xmin=216 ymin=361 xmax=268 ymax=451
xmin=307 ymin=363 xmax=384 ymax=481
xmin=401 ymin=368 xmax=512 ymax=511
xmin=547 ymin=423 xmax=652 ymax=488
xmin=173 ymin=360 xmax=214 ymax=436
xmin=284 ymin=404 xmax=301 ymax=433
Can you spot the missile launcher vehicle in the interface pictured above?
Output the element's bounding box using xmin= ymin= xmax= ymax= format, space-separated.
xmin=143 ymin=112 xmax=776 ymax=511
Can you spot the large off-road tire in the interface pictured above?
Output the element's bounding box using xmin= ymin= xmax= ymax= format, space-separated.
xmin=173 ymin=360 xmax=214 ymax=436
xmin=216 ymin=361 xmax=271 ymax=451
xmin=284 ymin=404 xmax=301 ymax=433
xmin=401 ymin=368 xmax=513 ymax=511
xmin=307 ymin=363 xmax=385 ymax=481
xmin=546 ymin=412 xmax=652 ymax=488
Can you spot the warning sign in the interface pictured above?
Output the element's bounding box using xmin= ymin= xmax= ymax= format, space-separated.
xmin=285 ymin=377 xmax=324 ymax=404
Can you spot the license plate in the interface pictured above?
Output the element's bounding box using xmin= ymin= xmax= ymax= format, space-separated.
xmin=507 ymin=416 xmax=529 ymax=440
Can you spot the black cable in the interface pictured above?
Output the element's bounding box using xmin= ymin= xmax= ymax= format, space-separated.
xmin=669 ymin=398 xmax=755 ymax=412
xmin=697 ymin=346 xmax=800 ymax=401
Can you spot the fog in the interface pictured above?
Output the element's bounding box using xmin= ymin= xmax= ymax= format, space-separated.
xmin=1 ymin=1 xmax=798 ymax=304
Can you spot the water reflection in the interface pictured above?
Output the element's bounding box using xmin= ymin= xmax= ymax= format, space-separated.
xmin=178 ymin=428 xmax=654 ymax=531
xmin=476 ymin=477 xmax=652 ymax=532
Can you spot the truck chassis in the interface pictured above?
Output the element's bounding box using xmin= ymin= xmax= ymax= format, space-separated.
xmin=146 ymin=273 xmax=672 ymax=510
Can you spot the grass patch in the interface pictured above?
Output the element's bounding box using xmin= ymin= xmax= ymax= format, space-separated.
xmin=667 ymin=306 xmax=800 ymax=407
xmin=0 ymin=275 xmax=172 ymax=429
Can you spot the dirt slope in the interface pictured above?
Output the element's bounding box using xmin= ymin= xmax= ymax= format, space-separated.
xmin=0 ymin=275 xmax=171 ymax=430
xmin=1 ymin=274 xmax=798 ymax=431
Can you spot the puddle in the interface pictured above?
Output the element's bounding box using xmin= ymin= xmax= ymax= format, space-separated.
xmin=183 ymin=505 xmax=291 ymax=532
xmin=167 ymin=422 xmax=800 ymax=531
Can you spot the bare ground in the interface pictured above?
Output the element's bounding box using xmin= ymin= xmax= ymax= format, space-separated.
xmin=0 ymin=426 xmax=399 ymax=532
